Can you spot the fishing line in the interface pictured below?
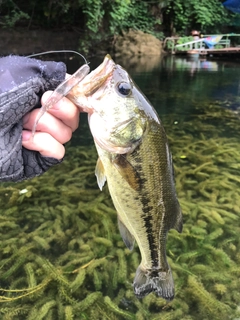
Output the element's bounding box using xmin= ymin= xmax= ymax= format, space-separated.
xmin=28 ymin=50 xmax=90 ymax=138
xmin=27 ymin=50 xmax=89 ymax=65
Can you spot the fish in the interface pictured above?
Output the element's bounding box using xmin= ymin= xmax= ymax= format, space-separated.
xmin=66 ymin=54 xmax=183 ymax=300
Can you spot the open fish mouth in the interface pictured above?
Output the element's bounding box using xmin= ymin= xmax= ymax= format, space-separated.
xmin=69 ymin=54 xmax=115 ymax=99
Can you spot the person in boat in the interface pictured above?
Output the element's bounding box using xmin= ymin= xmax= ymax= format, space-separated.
xmin=0 ymin=55 xmax=78 ymax=182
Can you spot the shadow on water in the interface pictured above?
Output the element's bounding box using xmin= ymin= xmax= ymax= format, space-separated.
xmin=0 ymin=54 xmax=240 ymax=319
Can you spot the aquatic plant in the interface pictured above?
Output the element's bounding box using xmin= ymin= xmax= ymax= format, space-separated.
xmin=0 ymin=99 xmax=240 ymax=319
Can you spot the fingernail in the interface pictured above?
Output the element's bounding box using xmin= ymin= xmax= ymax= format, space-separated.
xmin=22 ymin=130 xmax=32 ymax=141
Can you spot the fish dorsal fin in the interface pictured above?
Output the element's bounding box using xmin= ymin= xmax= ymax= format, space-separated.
xmin=95 ymin=158 xmax=106 ymax=191
xmin=113 ymin=155 xmax=140 ymax=191
xmin=118 ymin=215 xmax=135 ymax=251
xmin=173 ymin=200 xmax=183 ymax=233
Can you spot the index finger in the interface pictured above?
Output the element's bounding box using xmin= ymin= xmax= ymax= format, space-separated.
xmin=32 ymin=64 xmax=90 ymax=136
xmin=41 ymin=92 xmax=80 ymax=132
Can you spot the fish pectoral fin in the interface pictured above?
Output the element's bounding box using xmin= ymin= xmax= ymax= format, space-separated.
xmin=95 ymin=158 xmax=106 ymax=191
xmin=118 ymin=215 xmax=135 ymax=251
xmin=113 ymin=155 xmax=139 ymax=190
xmin=173 ymin=201 xmax=183 ymax=233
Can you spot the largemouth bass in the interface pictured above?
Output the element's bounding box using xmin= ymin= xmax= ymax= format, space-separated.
xmin=67 ymin=55 xmax=183 ymax=300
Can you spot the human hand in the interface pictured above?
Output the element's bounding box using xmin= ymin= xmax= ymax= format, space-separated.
xmin=22 ymin=91 xmax=80 ymax=159
xmin=0 ymin=55 xmax=67 ymax=182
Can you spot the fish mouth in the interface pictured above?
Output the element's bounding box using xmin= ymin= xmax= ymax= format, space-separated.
xmin=72 ymin=54 xmax=115 ymax=98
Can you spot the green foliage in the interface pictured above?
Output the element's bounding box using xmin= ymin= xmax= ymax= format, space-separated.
xmin=165 ymin=0 xmax=235 ymax=34
xmin=1 ymin=0 xmax=240 ymax=48
xmin=106 ymin=0 xmax=132 ymax=35
xmin=0 ymin=0 xmax=29 ymax=28
xmin=78 ymin=0 xmax=160 ymax=54
xmin=0 ymin=0 xmax=160 ymax=35
xmin=176 ymin=36 xmax=193 ymax=44
xmin=79 ymin=0 xmax=161 ymax=36
xmin=80 ymin=0 xmax=105 ymax=34
xmin=107 ymin=0 xmax=161 ymax=35
xmin=0 ymin=0 xmax=162 ymax=55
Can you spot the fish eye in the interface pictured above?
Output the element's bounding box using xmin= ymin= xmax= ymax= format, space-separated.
xmin=117 ymin=82 xmax=132 ymax=96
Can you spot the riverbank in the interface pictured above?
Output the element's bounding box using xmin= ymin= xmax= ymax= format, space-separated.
xmin=0 ymin=28 xmax=80 ymax=55
xmin=0 ymin=28 xmax=163 ymax=57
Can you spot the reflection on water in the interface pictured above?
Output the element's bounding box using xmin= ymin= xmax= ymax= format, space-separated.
xmin=129 ymin=55 xmax=240 ymax=118
xmin=115 ymin=54 xmax=163 ymax=73
xmin=163 ymin=55 xmax=219 ymax=73
xmin=0 ymin=55 xmax=240 ymax=319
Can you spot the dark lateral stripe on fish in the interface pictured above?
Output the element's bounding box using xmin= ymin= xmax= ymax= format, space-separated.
xmin=139 ymin=189 xmax=160 ymax=269
xmin=129 ymin=145 xmax=161 ymax=268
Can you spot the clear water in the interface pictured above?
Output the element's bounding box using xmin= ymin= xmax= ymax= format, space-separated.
xmin=73 ymin=54 xmax=240 ymax=143
xmin=1 ymin=54 xmax=240 ymax=319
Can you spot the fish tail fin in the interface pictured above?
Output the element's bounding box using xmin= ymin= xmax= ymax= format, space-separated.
xmin=133 ymin=265 xmax=174 ymax=300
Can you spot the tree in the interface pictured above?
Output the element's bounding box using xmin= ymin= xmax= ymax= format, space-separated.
xmin=163 ymin=0 xmax=235 ymax=35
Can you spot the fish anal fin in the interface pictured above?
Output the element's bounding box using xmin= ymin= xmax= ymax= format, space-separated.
xmin=118 ymin=215 xmax=135 ymax=251
xmin=133 ymin=265 xmax=174 ymax=301
xmin=95 ymin=158 xmax=106 ymax=191
xmin=113 ymin=155 xmax=139 ymax=191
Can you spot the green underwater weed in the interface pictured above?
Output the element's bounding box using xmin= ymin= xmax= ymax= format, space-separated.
xmin=0 ymin=101 xmax=240 ymax=319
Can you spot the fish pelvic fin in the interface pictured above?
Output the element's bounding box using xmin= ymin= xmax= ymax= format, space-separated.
xmin=118 ymin=215 xmax=135 ymax=251
xmin=133 ymin=265 xmax=174 ymax=301
xmin=95 ymin=158 xmax=106 ymax=191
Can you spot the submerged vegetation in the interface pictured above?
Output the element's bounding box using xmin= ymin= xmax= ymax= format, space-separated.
xmin=0 ymin=96 xmax=240 ymax=319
